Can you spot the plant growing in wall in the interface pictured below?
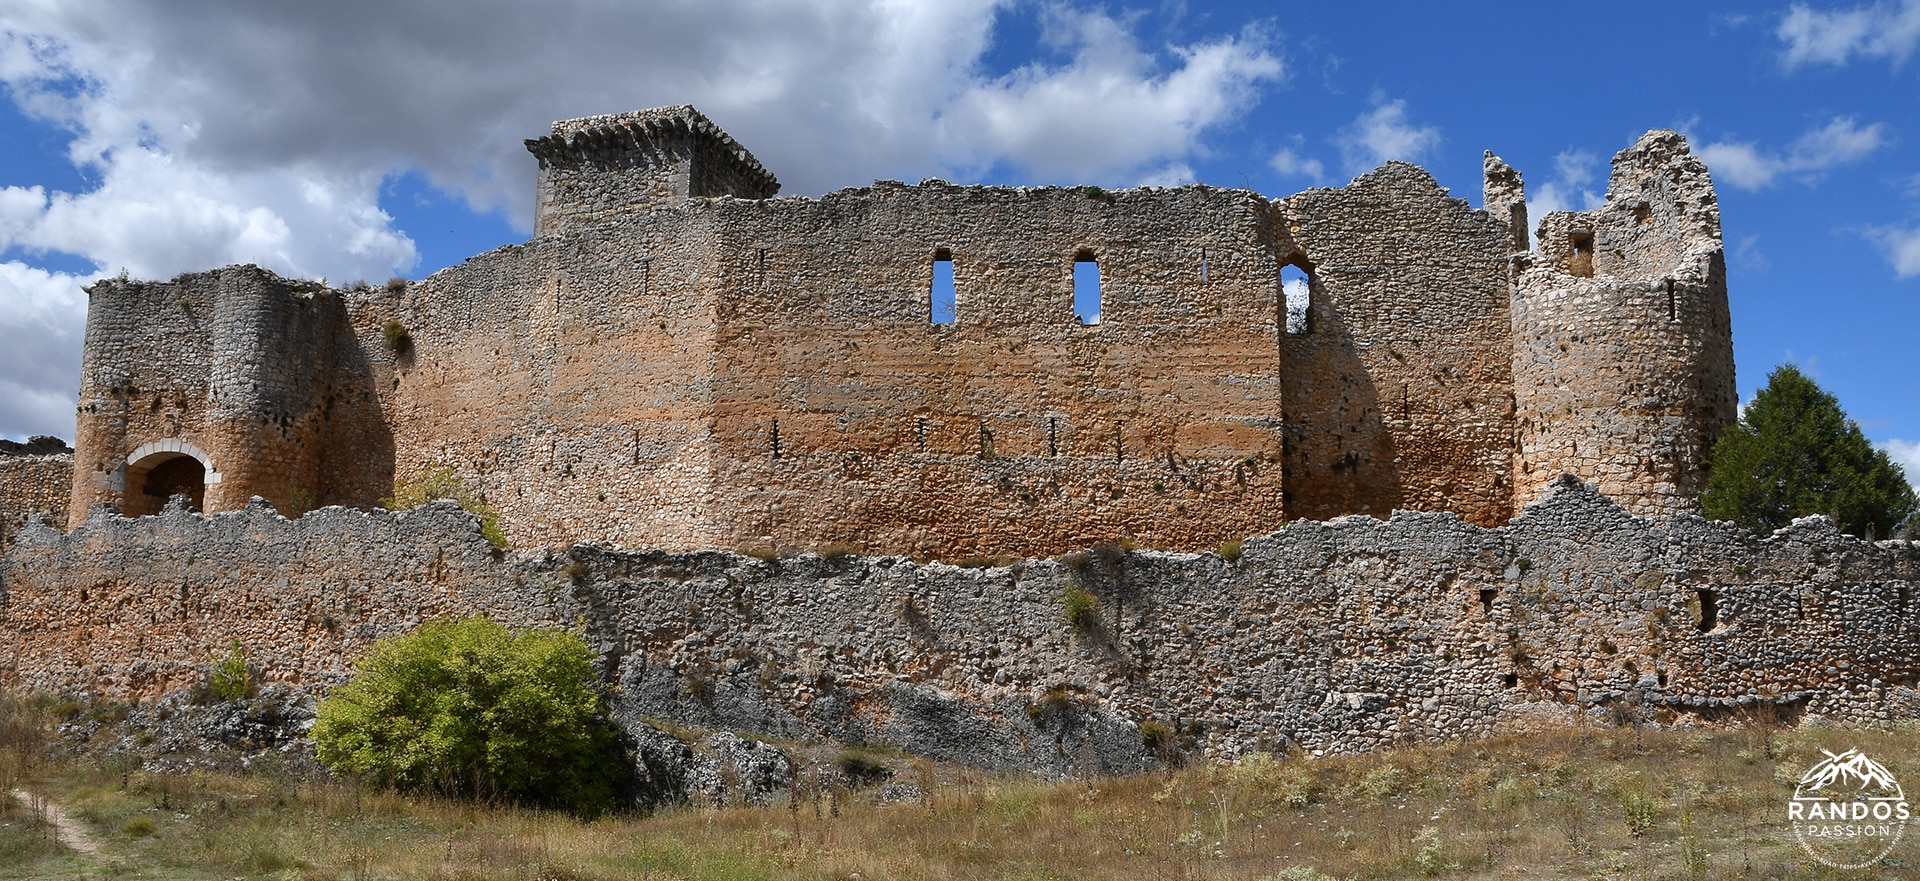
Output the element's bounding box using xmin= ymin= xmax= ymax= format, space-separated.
xmin=1702 ymin=364 xmax=1916 ymax=538
xmin=383 ymin=465 xmax=508 ymax=547
xmin=1062 ymin=584 xmax=1100 ymax=635
xmin=205 ymin=640 xmax=253 ymax=702
xmin=381 ymin=318 xmax=412 ymax=354
xmin=311 ymin=617 xmax=621 ymax=815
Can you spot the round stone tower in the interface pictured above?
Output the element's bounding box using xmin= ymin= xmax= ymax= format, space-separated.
xmin=1509 ymin=131 xmax=1737 ymax=516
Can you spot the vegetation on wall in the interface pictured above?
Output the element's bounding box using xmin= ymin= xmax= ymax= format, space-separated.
xmin=311 ymin=617 xmax=623 ymax=815
xmin=1702 ymin=364 xmax=1916 ymax=538
xmin=382 ymin=465 xmax=508 ymax=547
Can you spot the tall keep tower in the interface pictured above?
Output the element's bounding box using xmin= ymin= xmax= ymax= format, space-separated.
xmin=1508 ymin=131 xmax=1737 ymax=516
xmin=524 ymin=104 xmax=780 ymax=236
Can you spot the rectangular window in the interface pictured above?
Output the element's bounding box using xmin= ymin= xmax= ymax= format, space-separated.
xmin=1073 ymin=255 xmax=1101 ymax=325
xmin=1283 ymin=264 xmax=1311 ymax=335
xmin=931 ymin=255 xmax=956 ymax=324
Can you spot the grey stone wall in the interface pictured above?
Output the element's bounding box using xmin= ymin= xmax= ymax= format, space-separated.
xmin=0 ymin=438 xmax=70 ymax=558
xmin=6 ymin=478 xmax=1915 ymax=775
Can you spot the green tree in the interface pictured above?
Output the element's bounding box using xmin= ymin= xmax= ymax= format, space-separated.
xmin=312 ymin=618 xmax=622 ymax=815
xmin=1702 ymin=364 xmax=1916 ymax=537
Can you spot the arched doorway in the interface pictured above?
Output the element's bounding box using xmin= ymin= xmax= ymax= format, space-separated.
xmin=122 ymin=439 xmax=221 ymax=516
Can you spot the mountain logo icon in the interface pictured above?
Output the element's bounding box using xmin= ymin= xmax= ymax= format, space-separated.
xmin=1788 ymin=748 xmax=1909 ymax=869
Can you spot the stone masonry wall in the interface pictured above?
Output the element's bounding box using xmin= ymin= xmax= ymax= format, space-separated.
xmin=1278 ymin=164 xmax=1515 ymax=526
xmin=6 ymin=479 xmax=1915 ymax=774
xmin=0 ymin=440 xmax=70 ymax=558
xmin=703 ymin=182 xmax=1285 ymax=557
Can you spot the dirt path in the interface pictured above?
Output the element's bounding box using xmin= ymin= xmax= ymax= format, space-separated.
xmin=11 ymin=788 xmax=103 ymax=856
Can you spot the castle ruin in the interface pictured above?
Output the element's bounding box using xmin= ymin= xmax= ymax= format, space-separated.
xmin=26 ymin=105 xmax=1732 ymax=559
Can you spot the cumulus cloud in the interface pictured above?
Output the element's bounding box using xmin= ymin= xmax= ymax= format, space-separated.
xmin=1695 ymin=116 xmax=1889 ymax=189
xmin=1867 ymin=225 xmax=1920 ymax=275
xmin=1778 ymin=0 xmax=1920 ymax=68
xmin=1527 ymin=149 xmax=1608 ymax=222
xmin=0 ymin=1 xmax=1286 ymax=439
xmin=1335 ymin=97 xmax=1440 ymax=175
xmin=1885 ymin=439 xmax=1920 ymax=492
xmin=1268 ymin=134 xmax=1326 ymax=183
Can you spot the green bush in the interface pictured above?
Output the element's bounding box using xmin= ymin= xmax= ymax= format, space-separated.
xmin=383 ymin=466 xmax=508 ymax=547
xmin=1061 ymin=585 xmax=1100 ymax=635
xmin=312 ymin=617 xmax=621 ymax=815
xmin=207 ymin=640 xmax=252 ymax=702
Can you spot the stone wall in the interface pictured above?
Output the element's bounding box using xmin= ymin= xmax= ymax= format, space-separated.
xmin=0 ymin=438 xmax=71 ymax=558
xmin=528 ymin=106 xmax=780 ymax=236
xmin=1277 ymin=164 xmax=1515 ymax=526
xmin=7 ymin=479 xmax=1916 ymax=774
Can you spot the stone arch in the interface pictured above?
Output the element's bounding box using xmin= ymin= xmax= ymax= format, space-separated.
xmin=122 ymin=439 xmax=222 ymax=516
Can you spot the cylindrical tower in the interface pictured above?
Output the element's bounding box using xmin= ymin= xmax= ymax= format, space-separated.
xmin=1510 ymin=131 xmax=1737 ymax=516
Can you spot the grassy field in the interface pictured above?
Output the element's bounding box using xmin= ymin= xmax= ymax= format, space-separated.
xmin=0 ymin=699 xmax=1914 ymax=880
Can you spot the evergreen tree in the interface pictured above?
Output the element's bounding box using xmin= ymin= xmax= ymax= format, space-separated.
xmin=1702 ymin=364 xmax=1916 ymax=537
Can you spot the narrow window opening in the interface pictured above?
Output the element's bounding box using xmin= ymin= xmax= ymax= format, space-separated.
xmin=1502 ymin=672 xmax=1519 ymax=688
xmin=1282 ymin=263 xmax=1312 ymax=335
xmin=1568 ymin=231 xmax=1595 ymax=278
xmin=1664 ymin=278 xmax=1677 ymax=321
xmin=770 ymin=418 xmax=782 ymax=459
xmin=1479 ymin=588 xmax=1497 ymax=615
xmin=639 ymin=256 xmax=653 ymax=297
xmin=1073 ymin=250 xmax=1101 ymax=325
xmin=1694 ymin=588 xmax=1717 ymax=632
xmin=978 ymin=420 xmax=994 ymax=460
xmin=1113 ymin=420 xmax=1124 ymax=464
xmin=915 ymin=416 xmax=928 ymax=453
xmin=1200 ymin=248 xmax=1208 ymax=285
xmin=930 ymin=249 xmax=956 ymax=325
xmin=1657 ymin=670 xmax=1668 ymax=688
xmin=755 ymin=245 xmax=770 ymax=287
xmin=1048 ymin=417 xmax=1059 ymax=457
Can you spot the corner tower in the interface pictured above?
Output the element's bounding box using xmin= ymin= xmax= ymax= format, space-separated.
xmin=524 ymin=105 xmax=779 ymax=236
xmin=1508 ymin=131 xmax=1737 ymax=516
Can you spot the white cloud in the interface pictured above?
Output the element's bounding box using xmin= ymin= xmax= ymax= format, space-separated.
xmin=1268 ymin=134 xmax=1326 ymax=182
xmin=0 ymin=261 xmax=90 ymax=441
xmin=1335 ymin=97 xmax=1440 ymax=175
xmin=1884 ymin=439 xmax=1920 ymax=492
xmin=1778 ymin=0 xmax=1920 ymax=68
xmin=1527 ymin=149 xmax=1608 ymax=222
xmin=0 ymin=1 xmax=1286 ymax=440
xmin=1867 ymin=225 xmax=1920 ymax=275
xmin=1696 ymin=116 xmax=1889 ymax=189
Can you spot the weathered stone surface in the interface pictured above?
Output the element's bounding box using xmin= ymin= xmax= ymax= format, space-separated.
xmin=5 ymin=479 xmax=1915 ymax=775
xmin=0 ymin=437 xmax=70 ymax=558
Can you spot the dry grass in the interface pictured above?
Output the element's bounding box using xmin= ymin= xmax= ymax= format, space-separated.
xmin=1 ymin=692 xmax=1914 ymax=879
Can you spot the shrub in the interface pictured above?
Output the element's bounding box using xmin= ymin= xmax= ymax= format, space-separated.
xmin=381 ymin=318 xmax=412 ymax=353
xmin=1061 ymin=585 xmax=1100 ymax=635
xmin=207 ymin=640 xmax=252 ymax=702
xmin=383 ymin=466 xmax=508 ymax=547
xmin=1217 ymin=536 xmax=1244 ymax=562
xmin=311 ymin=617 xmax=621 ymax=815
xmin=385 ymin=276 xmax=408 ymax=294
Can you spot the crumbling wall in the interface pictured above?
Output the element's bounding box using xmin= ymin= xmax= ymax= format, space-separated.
xmin=1511 ymin=131 xmax=1736 ymax=516
xmin=6 ymin=480 xmax=1915 ymax=773
xmin=1277 ymin=163 xmax=1515 ymax=526
xmin=0 ymin=438 xmax=71 ymax=558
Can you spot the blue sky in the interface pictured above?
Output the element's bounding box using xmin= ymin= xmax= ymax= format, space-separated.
xmin=1 ymin=1 xmax=1915 ymax=485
